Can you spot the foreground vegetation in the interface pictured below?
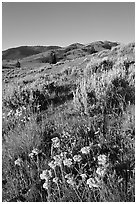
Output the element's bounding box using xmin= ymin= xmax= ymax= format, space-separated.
xmin=2 ymin=43 xmax=135 ymax=201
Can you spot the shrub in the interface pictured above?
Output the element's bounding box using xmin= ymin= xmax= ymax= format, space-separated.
xmin=16 ymin=61 xmax=21 ymax=68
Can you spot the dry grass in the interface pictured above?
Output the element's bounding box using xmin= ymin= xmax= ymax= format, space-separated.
xmin=2 ymin=42 xmax=135 ymax=202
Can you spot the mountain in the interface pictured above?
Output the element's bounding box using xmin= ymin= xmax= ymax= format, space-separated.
xmin=2 ymin=41 xmax=119 ymax=66
xmin=2 ymin=45 xmax=62 ymax=60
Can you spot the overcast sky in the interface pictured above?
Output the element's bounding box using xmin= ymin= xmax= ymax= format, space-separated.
xmin=2 ymin=2 xmax=135 ymax=50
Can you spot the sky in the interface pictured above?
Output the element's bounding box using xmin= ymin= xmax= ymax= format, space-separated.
xmin=2 ymin=2 xmax=135 ymax=51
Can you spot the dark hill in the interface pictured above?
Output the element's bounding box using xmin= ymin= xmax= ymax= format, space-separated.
xmin=2 ymin=45 xmax=61 ymax=60
xmin=2 ymin=41 xmax=119 ymax=64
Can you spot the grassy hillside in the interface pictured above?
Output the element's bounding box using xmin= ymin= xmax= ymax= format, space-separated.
xmin=2 ymin=41 xmax=119 ymax=65
xmin=2 ymin=42 xmax=135 ymax=202
xmin=2 ymin=45 xmax=61 ymax=60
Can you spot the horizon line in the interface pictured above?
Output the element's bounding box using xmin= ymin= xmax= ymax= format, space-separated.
xmin=2 ymin=39 xmax=129 ymax=51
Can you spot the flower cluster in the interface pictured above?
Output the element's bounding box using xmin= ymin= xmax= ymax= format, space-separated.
xmin=97 ymin=154 xmax=107 ymax=166
xmin=96 ymin=167 xmax=106 ymax=177
xmin=28 ymin=148 xmax=41 ymax=158
xmin=51 ymin=137 xmax=60 ymax=148
xmin=87 ymin=177 xmax=101 ymax=188
xmin=65 ymin=174 xmax=76 ymax=186
xmin=40 ymin=169 xmax=52 ymax=180
xmin=96 ymin=154 xmax=109 ymax=178
xmin=40 ymin=169 xmax=52 ymax=190
xmin=80 ymin=146 xmax=91 ymax=154
xmin=73 ymin=154 xmax=82 ymax=162
xmin=53 ymin=155 xmax=62 ymax=166
xmin=63 ymin=158 xmax=73 ymax=167
xmin=48 ymin=160 xmax=56 ymax=169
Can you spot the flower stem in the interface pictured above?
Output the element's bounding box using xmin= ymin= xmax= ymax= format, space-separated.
xmin=54 ymin=169 xmax=61 ymax=200
xmin=73 ymin=186 xmax=82 ymax=202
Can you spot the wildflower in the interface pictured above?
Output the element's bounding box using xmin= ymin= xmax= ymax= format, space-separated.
xmin=40 ymin=170 xmax=49 ymax=180
xmin=80 ymin=173 xmax=87 ymax=181
xmin=28 ymin=152 xmax=34 ymax=158
xmin=87 ymin=177 xmax=100 ymax=188
xmin=32 ymin=148 xmax=40 ymax=155
xmin=73 ymin=154 xmax=82 ymax=162
xmin=43 ymin=179 xmax=48 ymax=190
xmin=66 ymin=177 xmax=75 ymax=186
xmin=53 ymin=177 xmax=59 ymax=184
xmin=63 ymin=158 xmax=73 ymax=167
xmin=80 ymin=146 xmax=90 ymax=154
xmin=48 ymin=161 xmax=56 ymax=169
xmin=96 ymin=167 xmax=106 ymax=177
xmin=51 ymin=137 xmax=60 ymax=148
xmin=14 ymin=158 xmax=23 ymax=166
xmin=48 ymin=169 xmax=52 ymax=177
xmin=53 ymin=155 xmax=62 ymax=166
xmin=60 ymin=151 xmax=67 ymax=158
xmin=98 ymin=154 xmax=107 ymax=166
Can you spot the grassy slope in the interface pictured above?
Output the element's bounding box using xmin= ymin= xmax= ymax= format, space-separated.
xmin=2 ymin=45 xmax=62 ymax=60
xmin=2 ymin=42 xmax=135 ymax=202
xmin=2 ymin=41 xmax=119 ymax=66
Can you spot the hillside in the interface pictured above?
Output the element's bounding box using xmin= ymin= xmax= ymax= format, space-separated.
xmin=2 ymin=45 xmax=62 ymax=60
xmin=2 ymin=41 xmax=119 ymax=65
xmin=2 ymin=42 xmax=135 ymax=202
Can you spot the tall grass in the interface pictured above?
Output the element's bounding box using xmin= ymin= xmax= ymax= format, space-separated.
xmin=2 ymin=43 xmax=135 ymax=201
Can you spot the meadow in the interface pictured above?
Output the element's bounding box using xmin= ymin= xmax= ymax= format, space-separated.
xmin=2 ymin=42 xmax=135 ymax=202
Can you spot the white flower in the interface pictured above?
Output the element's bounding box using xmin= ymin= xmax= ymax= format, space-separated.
xmin=32 ymin=148 xmax=39 ymax=155
xmin=63 ymin=158 xmax=73 ymax=167
xmin=40 ymin=170 xmax=49 ymax=180
xmin=66 ymin=177 xmax=75 ymax=186
xmin=51 ymin=137 xmax=60 ymax=143
xmin=60 ymin=151 xmax=67 ymax=159
xmin=53 ymin=155 xmax=62 ymax=166
xmin=96 ymin=167 xmax=106 ymax=177
xmin=81 ymin=146 xmax=90 ymax=154
xmin=53 ymin=177 xmax=59 ymax=184
xmin=80 ymin=173 xmax=87 ymax=181
xmin=51 ymin=137 xmax=60 ymax=148
xmin=28 ymin=152 xmax=34 ymax=158
xmin=97 ymin=154 xmax=107 ymax=166
xmin=48 ymin=161 xmax=56 ymax=169
xmin=14 ymin=158 xmax=23 ymax=166
xmin=48 ymin=169 xmax=52 ymax=177
xmin=87 ymin=177 xmax=100 ymax=188
xmin=73 ymin=154 xmax=82 ymax=162
xmin=43 ymin=179 xmax=48 ymax=189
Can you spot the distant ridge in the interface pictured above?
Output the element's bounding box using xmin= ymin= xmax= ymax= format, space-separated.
xmin=2 ymin=41 xmax=119 ymax=62
xmin=2 ymin=45 xmax=62 ymax=60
